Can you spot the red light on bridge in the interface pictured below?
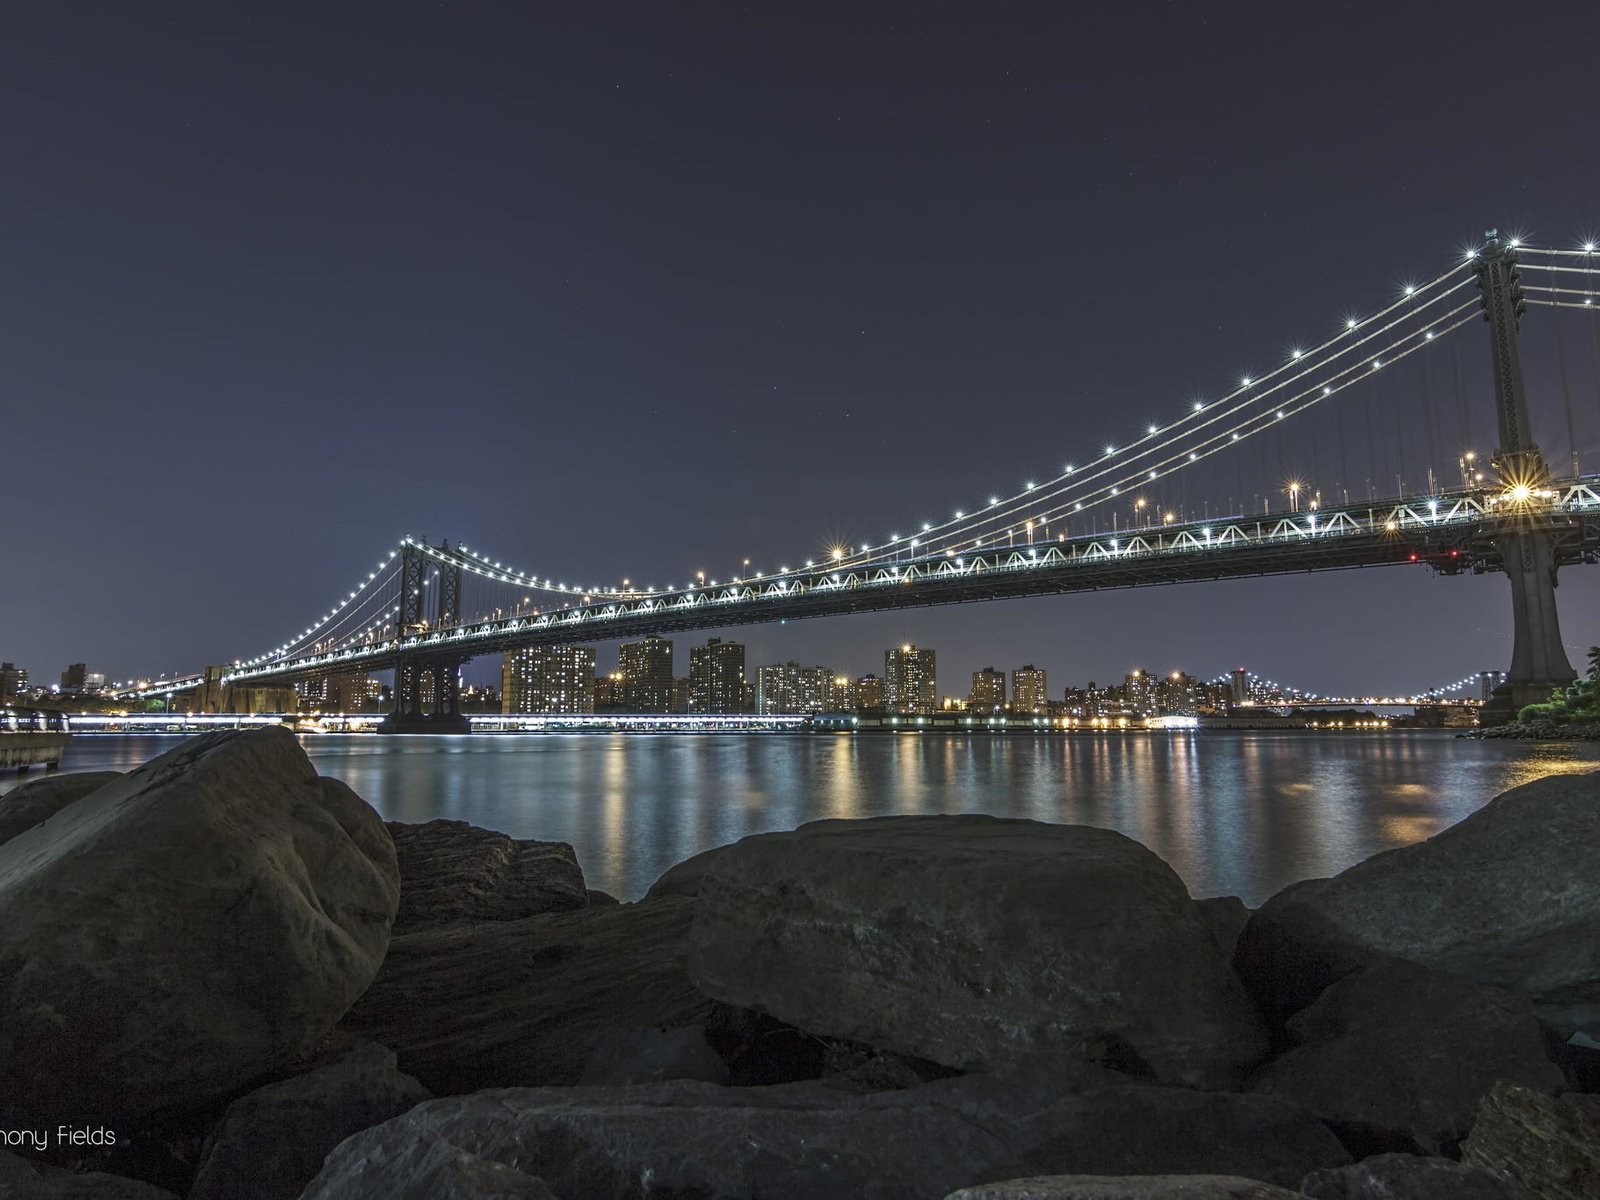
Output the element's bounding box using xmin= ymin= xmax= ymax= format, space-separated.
xmin=1408 ymin=552 xmax=1419 ymax=561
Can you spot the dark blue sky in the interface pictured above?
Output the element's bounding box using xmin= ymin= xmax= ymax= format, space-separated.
xmin=5 ymin=1 xmax=1599 ymax=696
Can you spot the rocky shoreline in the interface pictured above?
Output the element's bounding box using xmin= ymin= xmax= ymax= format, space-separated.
xmin=0 ymin=727 xmax=1595 ymax=1199
xmin=1472 ymin=719 xmax=1600 ymax=741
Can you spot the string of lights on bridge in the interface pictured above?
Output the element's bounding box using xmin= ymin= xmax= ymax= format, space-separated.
xmin=1207 ymin=669 xmax=1489 ymax=706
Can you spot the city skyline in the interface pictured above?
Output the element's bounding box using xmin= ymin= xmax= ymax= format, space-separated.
xmin=4 ymin=5 xmax=1599 ymax=693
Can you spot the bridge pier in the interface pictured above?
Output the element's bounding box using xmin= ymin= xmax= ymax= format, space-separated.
xmin=1474 ymin=236 xmax=1579 ymax=725
xmin=378 ymin=653 xmax=471 ymax=734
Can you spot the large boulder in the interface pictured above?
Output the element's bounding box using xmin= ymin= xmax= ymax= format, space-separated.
xmin=945 ymin=1179 xmax=1304 ymax=1199
xmin=298 ymin=1131 xmax=560 ymax=1200
xmin=0 ymin=1150 xmax=178 ymax=1198
xmin=1461 ymin=1083 xmax=1600 ymax=1200
xmin=1299 ymin=1152 xmax=1526 ymax=1199
xmin=579 ymin=1026 xmax=729 ymax=1087
xmin=340 ymin=896 xmax=716 ymax=1094
xmin=1244 ymin=960 xmax=1566 ymax=1155
xmin=1235 ymin=771 xmax=1600 ymax=1019
xmin=301 ymin=1057 xmax=1349 ymax=1199
xmin=386 ymin=819 xmax=588 ymax=932
xmin=686 ymin=815 xmax=1267 ymax=1089
xmin=0 ymin=770 xmax=122 ymax=847
xmin=188 ymin=1042 xmax=431 ymax=1200
xmin=0 ymin=728 xmax=399 ymax=1127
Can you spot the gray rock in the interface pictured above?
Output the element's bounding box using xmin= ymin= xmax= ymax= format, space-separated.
xmin=585 ymin=889 xmax=619 ymax=906
xmin=0 ymin=728 xmax=399 ymax=1127
xmin=945 ymin=1177 xmax=1304 ymax=1199
xmin=579 ymin=1025 xmax=728 ymax=1086
xmin=1245 ymin=960 xmax=1566 ymax=1155
xmin=1300 ymin=1152 xmax=1526 ymax=1199
xmin=341 ymin=896 xmax=716 ymax=1094
xmin=1235 ymin=771 xmax=1600 ymax=1019
xmin=386 ymin=819 xmax=587 ymax=932
xmin=301 ymin=1057 xmax=1349 ymax=1199
xmin=642 ymin=840 xmax=735 ymax=900
xmin=1461 ymin=1083 xmax=1600 ymax=1200
xmin=687 ymin=815 xmax=1267 ymax=1089
xmin=188 ymin=1042 xmax=432 ymax=1200
xmin=0 ymin=771 xmax=121 ymax=847
xmin=1196 ymin=897 xmax=1252 ymax=962
xmin=0 ymin=1150 xmax=177 ymax=1198
xmin=297 ymin=1131 xmax=558 ymax=1200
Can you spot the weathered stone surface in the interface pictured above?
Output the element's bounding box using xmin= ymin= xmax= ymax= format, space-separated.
xmin=1235 ymin=771 xmax=1600 ymax=1019
xmin=298 ymin=1131 xmax=559 ymax=1200
xmin=1245 ymin=960 xmax=1565 ymax=1155
xmin=945 ymin=1177 xmax=1303 ymax=1199
xmin=0 ymin=771 xmax=121 ymax=847
xmin=643 ymin=840 xmax=734 ymax=900
xmin=1196 ymin=897 xmax=1252 ymax=962
xmin=579 ymin=1025 xmax=728 ymax=1086
xmin=586 ymin=888 xmax=619 ymax=906
xmin=0 ymin=728 xmax=399 ymax=1127
xmin=1461 ymin=1083 xmax=1600 ymax=1200
xmin=341 ymin=896 xmax=715 ymax=1094
xmin=386 ymin=818 xmax=587 ymax=932
xmin=188 ymin=1042 xmax=431 ymax=1200
xmin=0 ymin=1150 xmax=178 ymax=1198
xmin=687 ymin=815 xmax=1267 ymax=1089
xmin=1299 ymin=1152 xmax=1526 ymax=1199
xmin=301 ymin=1057 xmax=1349 ymax=1199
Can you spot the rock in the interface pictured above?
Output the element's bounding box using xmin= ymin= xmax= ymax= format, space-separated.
xmin=642 ymin=840 xmax=735 ymax=900
xmin=1196 ymin=897 xmax=1252 ymax=962
xmin=579 ymin=1026 xmax=728 ymax=1086
xmin=298 ymin=1131 xmax=559 ymax=1200
xmin=1235 ymin=771 xmax=1600 ymax=1019
xmin=188 ymin=1042 xmax=432 ymax=1200
xmin=1461 ymin=1083 xmax=1600 ymax=1200
xmin=585 ymin=889 xmax=619 ymax=906
xmin=945 ymin=1177 xmax=1304 ymax=1199
xmin=301 ymin=1056 xmax=1349 ymax=1199
xmin=0 ymin=771 xmax=121 ymax=847
xmin=341 ymin=896 xmax=715 ymax=1094
xmin=1299 ymin=1152 xmax=1526 ymax=1199
xmin=0 ymin=1150 xmax=178 ymax=1198
xmin=686 ymin=815 xmax=1267 ymax=1089
xmin=386 ymin=819 xmax=587 ymax=932
xmin=0 ymin=728 xmax=399 ymax=1127
xmin=1245 ymin=960 xmax=1566 ymax=1155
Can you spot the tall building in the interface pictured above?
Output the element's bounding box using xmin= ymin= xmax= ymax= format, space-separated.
xmin=501 ymin=645 xmax=597 ymax=714
xmin=328 ymin=672 xmax=386 ymax=712
xmin=969 ymin=667 xmax=1006 ymax=714
xmin=0 ymin=663 xmax=27 ymax=704
xmin=1124 ymin=669 xmax=1157 ymax=717
xmin=60 ymin=663 xmax=88 ymax=693
xmin=756 ymin=662 xmax=834 ymax=714
xmin=1011 ymin=665 xmax=1048 ymax=715
xmin=1229 ymin=667 xmax=1250 ymax=706
xmin=855 ymin=673 xmax=885 ymax=711
xmin=1155 ymin=671 xmax=1201 ymax=715
xmin=618 ymin=636 xmax=674 ymax=712
xmin=885 ymin=644 xmax=937 ymax=715
xmin=690 ymin=638 xmax=747 ymax=713
xmin=827 ymin=674 xmax=856 ymax=712
xmin=594 ymin=672 xmax=625 ymax=711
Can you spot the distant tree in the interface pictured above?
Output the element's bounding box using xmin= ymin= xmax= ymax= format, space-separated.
xmin=1588 ymin=645 xmax=1600 ymax=682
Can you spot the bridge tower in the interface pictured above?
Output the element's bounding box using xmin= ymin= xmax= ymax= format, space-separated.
xmin=378 ymin=538 xmax=472 ymax=734
xmin=1475 ymin=235 xmax=1578 ymax=723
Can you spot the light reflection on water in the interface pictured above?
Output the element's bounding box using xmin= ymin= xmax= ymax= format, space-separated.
xmin=14 ymin=731 xmax=1599 ymax=906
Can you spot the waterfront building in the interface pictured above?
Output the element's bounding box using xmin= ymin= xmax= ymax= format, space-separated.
xmin=618 ymin=635 xmax=674 ymax=713
xmin=502 ymin=645 xmax=597 ymax=714
xmin=827 ymin=674 xmax=856 ymax=712
xmin=329 ymin=672 xmax=386 ymax=712
xmin=59 ymin=663 xmax=88 ymax=693
xmin=295 ymin=677 xmax=328 ymax=710
xmin=885 ymin=644 xmax=936 ymax=715
xmin=1229 ymin=667 xmax=1250 ymax=706
xmin=855 ymin=673 xmax=885 ymax=711
xmin=1155 ymin=670 xmax=1201 ymax=716
xmin=969 ymin=667 xmax=1006 ymax=714
xmin=756 ymin=662 xmax=835 ymax=714
xmin=1011 ymin=664 xmax=1047 ymax=715
xmin=690 ymin=638 xmax=747 ymax=713
xmin=0 ymin=663 xmax=27 ymax=704
xmin=1124 ymin=669 xmax=1157 ymax=717
xmin=672 ymin=676 xmax=692 ymax=714
xmin=594 ymin=672 xmax=625 ymax=711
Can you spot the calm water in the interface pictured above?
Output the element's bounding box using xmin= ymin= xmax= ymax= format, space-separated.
xmin=11 ymin=731 xmax=1598 ymax=905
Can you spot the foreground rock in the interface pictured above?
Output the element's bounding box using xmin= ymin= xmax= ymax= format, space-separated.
xmin=0 ymin=1150 xmax=177 ymax=1198
xmin=299 ymin=1131 xmax=560 ymax=1199
xmin=0 ymin=728 xmax=400 ymax=1127
xmin=1299 ymin=1152 xmax=1526 ymax=1199
xmin=302 ymin=1058 xmax=1349 ymax=1199
xmin=1235 ymin=771 xmax=1600 ymax=1019
xmin=687 ymin=815 xmax=1267 ymax=1089
xmin=386 ymin=818 xmax=588 ymax=932
xmin=0 ymin=770 xmax=122 ymax=847
xmin=1461 ymin=1083 xmax=1600 ymax=1200
xmin=1245 ymin=960 xmax=1565 ymax=1155
xmin=188 ymin=1042 xmax=431 ymax=1200
xmin=946 ymin=1178 xmax=1304 ymax=1199
xmin=341 ymin=896 xmax=715 ymax=1094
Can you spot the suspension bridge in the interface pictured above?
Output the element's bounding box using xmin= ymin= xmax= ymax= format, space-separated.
xmin=112 ymin=233 xmax=1600 ymax=730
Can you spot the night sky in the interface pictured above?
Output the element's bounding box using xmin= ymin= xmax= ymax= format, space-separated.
xmin=6 ymin=1 xmax=1600 ymax=698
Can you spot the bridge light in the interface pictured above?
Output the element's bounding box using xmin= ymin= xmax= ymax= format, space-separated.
xmin=1193 ymin=400 xmax=1204 ymax=412
xmin=1585 ymin=242 xmax=1596 ymax=253
xmin=1290 ymin=348 xmax=1303 ymax=360
xmin=1403 ymin=284 xmax=1415 ymax=296
xmin=1025 ymin=481 xmax=1036 ymax=490
xmin=1105 ymin=445 xmax=1115 ymax=456
xmin=1276 ymin=411 xmax=1285 ymax=419
xmin=1346 ymin=317 xmax=1358 ymax=329
xmin=1231 ymin=432 xmax=1240 ymax=440
xmin=1147 ymin=424 xmax=1158 ymax=435
xmin=988 ymin=497 xmax=999 ymax=506
xmin=1189 ymin=452 xmax=1198 ymax=461
xmin=953 ymin=510 xmax=963 ymax=520
xmin=1240 ymin=376 xmax=1252 ymax=387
